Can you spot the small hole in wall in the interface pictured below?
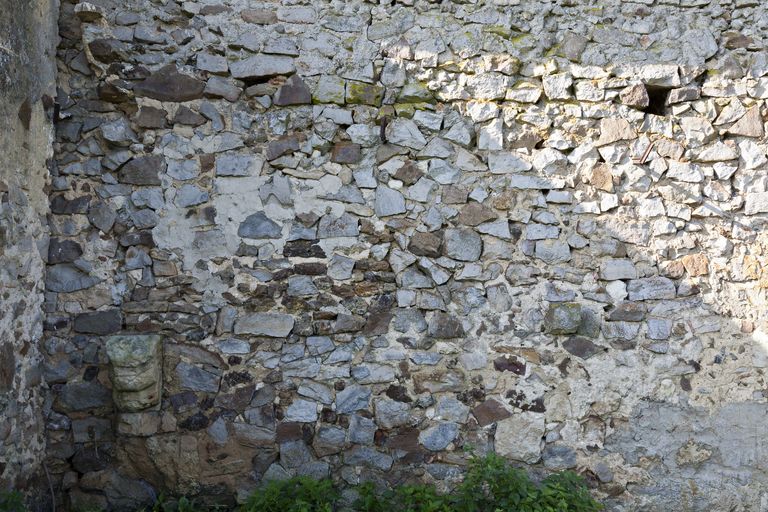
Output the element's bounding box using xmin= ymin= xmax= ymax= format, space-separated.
xmin=643 ymin=85 xmax=673 ymax=116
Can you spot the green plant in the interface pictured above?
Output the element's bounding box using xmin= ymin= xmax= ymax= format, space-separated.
xmin=356 ymin=482 xmax=452 ymax=512
xmin=354 ymin=454 xmax=602 ymax=512
xmin=530 ymin=471 xmax=603 ymax=512
xmin=0 ymin=491 xmax=25 ymax=512
xmin=454 ymin=453 xmax=538 ymax=511
xmin=241 ymin=477 xmax=338 ymax=512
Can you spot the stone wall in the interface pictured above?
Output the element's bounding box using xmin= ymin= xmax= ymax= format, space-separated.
xmin=47 ymin=0 xmax=768 ymax=510
xmin=0 ymin=0 xmax=58 ymax=502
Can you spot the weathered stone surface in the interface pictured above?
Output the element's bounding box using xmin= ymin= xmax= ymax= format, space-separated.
xmin=133 ymin=65 xmax=205 ymax=102
xmin=231 ymin=55 xmax=295 ymax=79
xmin=419 ymin=422 xmax=458 ymax=451
xmin=544 ymin=303 xmax=582 ymax=335
xmin=330 ymin=142 xmax=361 ymax=164
xmin=238 ymin=212 xmax=282 ymax=239
xmin=118 ymin=155 xmax=165 ymax=185
xmin=627 ymin=277 xmax=676 ymax=301
xmin=443 ymin=228 xmax=482 ymax=261
xmin=73 ymin=309 xmax=122 ymax=334
xmin=374 ymin=186 xmax=406 ymax=217
xmin=274 ymin=75 xmax=311 ymax=106
xmin=234 ymin=313 xmax=295 ymax=337
xmin=496 ymin=413 xmax=545 ymax=463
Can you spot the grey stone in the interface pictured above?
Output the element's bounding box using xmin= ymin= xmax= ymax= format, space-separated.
xmin=238 ymin=212 xmax=282 ymax=239
xmin=534 ymin=240 xmax=571 ymax=264
xmin=343 ymin=446 xmax=393 ymax=471
xmin=443 ymin=228 xmax=482 ymax=261
xmin=419 ymin=422 xmax=458 ymax=451
xmin=285 ymin=399 xmax=318 ymax=423
xmin=234 ymin=313 xmax=295 ymax=337
xmin=274 ymin=75 xmax=311 ymax=106
xmin=385 ymin=118 xmax=427 ymax=149
xmin=544 ymin=303 xmax=582 ymax=335
xmin=562 ymin=336 xmax=601 ymax=359
xmin=287 ymin=275 xmax=318 ymax=297
xmin=118 ymin=155 xmax=165 ymax=185
xmin=317 ymin=213 xmax=359 ymax=238
xmin=176 ymin=362 xmax=220 ymax=393
xmin=428 ymin=312 xmax=464 ymax=338
xmin=374 ymin=186 xmax=406 ymax=217
xmin=348 ymin=414 xmax=376 ymax=444
xmin=231 ymin=55 xmax=295 ymax=80
xmin=46 ymin=264 xmax=102 ymax=292
xmin=73 ymin=309 xmax=122 ymax=334
xmin=336 ymin=384 xmax=371 ymax=413
xmin=647 ymin=317 xmax=672 ymax=340
xmin=628 ymin=277 xmax=676 ymax=301
xmin=174 ymin=184 xmax=209 ymax=207
xmin=542 ymin=444 xmax=577 ymax=470
xmin=328 ymin=254 xmax=355 ymax=280
xmin=600 ymin=259 xmax=637 ymax=280
xmin=374 ymin=397 xmax=411 ymax=429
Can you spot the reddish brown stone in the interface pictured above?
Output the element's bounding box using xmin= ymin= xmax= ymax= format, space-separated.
xmin=471 ymin=399 xmax=512 ymax=427
xmin=331 ymin=142 xmax=362 ymax=164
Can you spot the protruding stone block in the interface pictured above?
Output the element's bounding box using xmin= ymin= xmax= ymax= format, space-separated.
xmin=105 ymin=335 xmax=163 ymax=412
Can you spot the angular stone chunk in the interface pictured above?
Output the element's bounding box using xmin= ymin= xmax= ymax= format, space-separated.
xmin=590 ymin=163 xmax=614 ymax=192
xmin=680 ymin=253 xmax=709 ymax=276
xmin=46 ymin=264 xmax=102 ymax=292
xmin=331 ymin=142 xmax=362 ymax=164
xmin=472 ymin=399 xmax=512 ymax=426
xmin=133 ymin=65 xmax=205 ymax=102
xmin=534 ymin=239 xmax=571 ymax=264
xmin=374 ymin=186 xmax=406 ymax=217
xmin=374 ymin=397 xmax=411 ymax=429
xmin=216 ymin=153 xmax=263 ymax=176
xmin=238 ymin=212 xmax=282 ymax=239
xmin=562 ymin=336 xmax=601 ymax=359
xmin=627 ymin=277 xmax=676 ymax=301
xmin=428 ymin=312 xmax=464 ymax=339
xmin=74 ymin=309 xmax=122 ymax=335
xmin=544 ymin=303 xmax=582 ymax=335
xmin=542 ymin=73 xmax=573 ymax=100
xmin=596 ymin=118 xmax=637 ymax=146
xmin=385 ymin=118 xmax=427 ymax=149
xmin=495 ymin=412 xmax=545 ymax=463
xmin=346 ymin=81 xmax=384 ymax=106
xmin=336 ymin=384 xmax=371 ymax=413
xmin=48 ymin=238 xmax=83 ymax=264
xmin=620 ymin=84 xmax=649 ymax=108
xmin=443 ymin=228 xmax=482 ymax=261
xmin=599 ymin=259 xmax=637 ymax=280
xmin=647 ymin=317 xmax=672 ymax=340
xmin=408 ymin=231 xmax=442 ymax=257
xmin=234 ymin=313 xmax=295 ymax=337
xmin=488 ymin=152 xmax=532 ymax=173
xmin=241 ymin=8 xmax=277 ymax=24
xmin=317 ymin=213 xmax=359 ymax=238
xmin=457 ymin=203 xmax=497 ymax=226
xmin=118 ymin=155 xmax=165 ymax=185
xmin=105 ymin=335 xmax=163 ymax=412
xmin=745 ymin=192 xmax=768 ymax=215
xmin=419 ymin=422 xmax=458 ymax=451
xmin=509 ymin=175 xmax=565 ymax=190
xmin=728 ymin=106 xmax=764 ymax=138
xmin=266 ymin=134 xmax=301 ymax=161
xmin=274 ymin=75 xmax=311 ymax=106
xmin=231 ymin=54 xmax=295 ymax=80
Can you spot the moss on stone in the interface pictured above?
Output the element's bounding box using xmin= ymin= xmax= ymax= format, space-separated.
xmin=346 ymin=81 xmax=385 ymax=106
